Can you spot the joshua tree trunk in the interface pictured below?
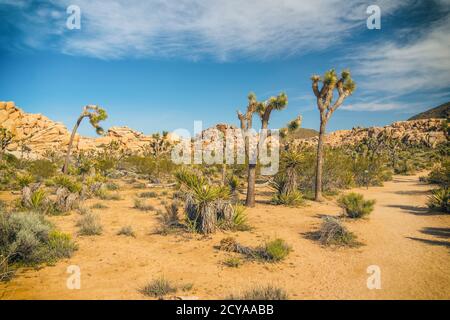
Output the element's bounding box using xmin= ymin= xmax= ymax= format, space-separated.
xmin=311 ymin=69 xmax=355 ymax=202
xmin=245 ymin=164 xmax=256 ymax=206
xmin=62 ymin=115 xmax=83 ymax=174
xmin=315 ymin=121 xmax=326 ymax=201
xmin=221 ymin=162 xmax=227 ymax=186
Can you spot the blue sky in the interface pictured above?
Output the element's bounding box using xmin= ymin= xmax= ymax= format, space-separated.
xmin=0 ymin=0 xmax=449 ymax=136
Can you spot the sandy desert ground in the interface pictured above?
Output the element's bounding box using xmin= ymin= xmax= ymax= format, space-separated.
xmin=0 ymin=172 xmax=449 ymax=300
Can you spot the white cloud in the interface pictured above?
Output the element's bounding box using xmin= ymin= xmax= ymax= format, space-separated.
xmin=1 ymin=0 xmax=411 ymax=60
xmin=342 ymin=102 xmax=405 ymax=111
xmin=352 ymin=15 xmax=450 ymax=94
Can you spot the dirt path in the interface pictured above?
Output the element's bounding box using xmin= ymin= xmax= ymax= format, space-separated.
xmin=1 ymin=173 xmax=449 ymax=299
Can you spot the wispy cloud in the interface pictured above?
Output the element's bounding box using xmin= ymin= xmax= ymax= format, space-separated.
xmin=352 ymin=15 xmax=450 ymax=95
xmin=1 ymin=0 xmax=410 ymax=60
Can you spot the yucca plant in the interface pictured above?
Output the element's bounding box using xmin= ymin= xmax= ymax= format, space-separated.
xmin=175 ymin=169 xmax=230 ymax=234
xmin=427 ymin=187 xmax=449 ymax=213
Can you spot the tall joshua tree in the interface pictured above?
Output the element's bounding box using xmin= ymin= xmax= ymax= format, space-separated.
xmin=311 ymin=69 xmax=355 ymax=201
xmin=62 ymin=105 xmax=107 ymax=174
xmin=237 ymin=93 xmax=260 ymax=207
xmin=0 ymin=127 xmax=14 ymax=160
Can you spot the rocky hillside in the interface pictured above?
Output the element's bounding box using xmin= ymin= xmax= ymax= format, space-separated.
xmin=294 ymin=119 xmax=447 ymax=148
xmin=408 ymin=102 xmax=449 ymax=120
xmin=1 ymin=101 xmax=447 ymax=158
xmin=0 ymin=101 xmax=178 ymax=157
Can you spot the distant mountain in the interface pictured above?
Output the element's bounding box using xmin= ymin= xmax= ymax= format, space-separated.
xmin=408 ymin=102 xmax=450 ymax=120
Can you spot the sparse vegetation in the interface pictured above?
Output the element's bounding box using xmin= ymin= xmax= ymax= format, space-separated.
xmin=117 ymin=225 xmax=136 ymax=237
xmin=76 ymin=213 xmax=103 ymax=236
xmin=218 ymin=237 xmax=291 ymax=262
xmin=338 ymin=193 xmax=375 ymax=218
xmin=91 ymin=202 xmax=108 ymax=209
xmin=139 ymin=191 xmax=157 ymax=198
xmin=139 ymin=276 xmax=177 ymax=298
xmin=0 ymin=211 xmax=77 ymax=279
xmin=223 ymin=257 xmax=242 ymax=268
xmin=133 ymin=198 xmax=155 ymax=212
xmin=227 ymin=285 xmax=289 ymax=300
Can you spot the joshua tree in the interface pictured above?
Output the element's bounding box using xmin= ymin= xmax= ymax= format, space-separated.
xmin=237 ymin=93 xmax=261 ymax=207
xmin=311 ymin=69 xmax=355 ymax=201
xmin=62 ymin=105 xmax=107 ymax=174
xmin=0 ymin=127 xmax=14 ymax=160
xmin=145 ymin=131 xmax=172 ymax=158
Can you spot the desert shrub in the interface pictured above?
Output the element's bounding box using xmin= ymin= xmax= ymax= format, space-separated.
xmin=76 ymin=213 xmax=103 ymax=236
xmin=230 ymin=205 xmax=251 ymax=231
xmin=133 ymin=198 xmax=155 ymax=212
xmin=271 ymin=189 xmax=304 ymax=207
xmin=76 ymin=205 xmax=91 ymax=215
xmin=117 ymin=226 xmax=136 ymax=237
xmin=427 ymin=160 xmax=449 ymax=187
xmin=338 ymin=193 xmax=375 ymax=218
xmin=219 ymin=237 xmax=291 ymax=262
xmin=15 ymin=173 xmax=35 ymax=188
xmin=223 ymin=257 xmax=242 ymax=268
xmin=19 ymin=188 xmax=54 ymax=214
xmin=139 ymin=191 xmax=157 ymax=198
xmin=154 ymin=201 xmax=182 ymax=235
xmin=132 ymin=182 xmax=146 ymax=189
xmin=258 ymin=239 xmax=291 ymax=262
xmin=28 ymin=159 xmax=56 ymax=179
xmin=227 ymin=285 xmax=288 ymax=300
xmin=51 ymin=175 xmax=82 ymax=193
xmin=0 ymin=211 xmax=76 ymax=268
xmin=139 ymin=277 xmax=177 ymax=298
xmin=46 ymin=230 xmax=78 ymax=260
xmin=105 ymin=182 xmax=120 ymax=191
xmin=161 ymin=191 xmax=168 ymax=196
xmin=94 ymin=158 xmax=116 ymax=175
xmin=318 ymin=216 xmax=358 ymax=247
xmin=427 ymin=188 xmax=449 ymax=213
xmin=99 ymin=191 xmax=121 ymax=201
xmin=91 ymin=203 xmax=108 ymax=209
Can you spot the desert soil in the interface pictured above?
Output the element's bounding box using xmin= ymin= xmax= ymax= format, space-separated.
xmin=1 ymin=173 xmax=449 ymax=300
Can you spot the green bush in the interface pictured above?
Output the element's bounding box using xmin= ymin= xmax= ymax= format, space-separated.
xmin=50 ymin=175 xmax=82 ymax=193
xmin=0 ymin=211 xmax=76 ymax=268
xmin=338 ymin=193 xmax=375 ymax=218
xmin=258 ymin=239 xmax=291 ymax=262
xmin=271 ymin=190 xmax=304 ymax=207
xmin=28 ymin=159 xmax=56 ymax=179
xmin=230 ymin=205 xmax=251 ymax=231
xmin=427 ymin=188 xmax=449 ymax=213
xmin=15 ymin=173 xmax=35 ymax=188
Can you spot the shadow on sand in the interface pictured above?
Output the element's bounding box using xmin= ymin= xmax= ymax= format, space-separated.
xmin=407 ymin=227 xmax=450 ymax=249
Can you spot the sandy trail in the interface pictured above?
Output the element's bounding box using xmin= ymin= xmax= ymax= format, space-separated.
xmin=1 ymin=173 xmax=449 ymax=299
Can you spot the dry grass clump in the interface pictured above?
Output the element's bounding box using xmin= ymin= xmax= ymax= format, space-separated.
xmin=227 ymin=285 xmax=289 ymax=300
xmin=139 ymin=191 xmax=158 ymax=198
xmin=133 ymin=198 xmax=155 ymax=212
xmin=218 ymin=237 xmax=291 ymax=262
xmin=117 ymin=225 xmax=136 ymax=237
xmin=154 ymin=201 xmax=183 ymax=235
xmin=76 ymin=213 xmax=103 ymax=236
xmin=318 ymin=216 xmax=359 ymax=247
xmin=139 ymin=276 xmax=177 ymax=298
xmin=91 ymin=202 xmax=108 ymax=209
xmin=223 ymin=257 xmax=242 ymax=268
